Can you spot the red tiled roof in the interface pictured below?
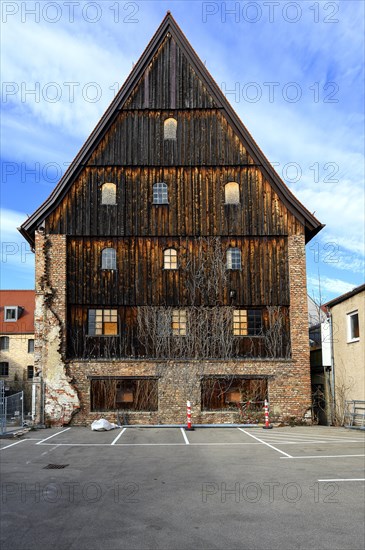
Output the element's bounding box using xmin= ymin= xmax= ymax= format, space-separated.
xmin=0 ymin=290 xmax=35 ymax=334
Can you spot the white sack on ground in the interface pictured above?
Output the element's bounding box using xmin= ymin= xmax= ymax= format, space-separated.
xmin=91 ymin=418 xmax=118 ymax=431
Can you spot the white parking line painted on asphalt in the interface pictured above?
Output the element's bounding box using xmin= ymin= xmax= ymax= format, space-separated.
xmin=111 ymin=427 xmax=127 ymax=445
xmin=0 ymin=440 xmax=28 ymax=451
xmin=37 ymin=442 xmax=262 ymax=447
xmin=180 ymin=427 xmax=190 ymax=445
xmin=280 ymin=454 xmax=365 ymax=459
xmin=36 ymin=427 xmax=71 ymax=445
xmin=238 ymin=428 xmax=293 ymax=458
xmin=318 ymin=478 xmax=365 ymax=482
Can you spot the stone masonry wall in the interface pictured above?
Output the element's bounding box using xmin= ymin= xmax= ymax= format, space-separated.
xmin=34 ymin=231 xmax=80 ymax=425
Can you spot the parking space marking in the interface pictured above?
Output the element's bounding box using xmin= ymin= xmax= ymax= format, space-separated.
xmin=180 ymin=427 xmax=190 ymax=445
xmin=318 ymin=478 xmax=365 ymax=482
xmin=36 ymin=427 xmax=71 ymax=445
xmin=0 ymin=440 xmax=28 ymax=451
xmin=280 ymin=454 xmax=365 ymax=459
xmin=111 ymin=427 xmax=127 ymax=445
xmin=238 ymin=428 xmax=293 ymax=458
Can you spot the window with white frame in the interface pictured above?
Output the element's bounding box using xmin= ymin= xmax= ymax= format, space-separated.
xmin=153 ymin=182 xmax=169 ymax=204
xmin=4 ymin=306 xmax=19 ymax=322
xmin=172 ymin=310 xmax=187 ymax=336
xmin=226 ymin=248 xmax=241 ymax=270
xmin=88 ymin=309 xmax=118 ymax=336
xmin=164 ymin=248 xmax=178 ymax=270
xmin=164 ymin=117 xmax=177 ymax=140
xmin=101 ymin=183 xmax=117 ymax=205
xmin=347 ymin=311 xmax=359 ymax=342
xmin=0 ymin=336 xmax=9 ymax=351
xmin=101 ymin=248 xmax=117 ymax=270
xmin=225 ymin=182 xmax=240 ymax=204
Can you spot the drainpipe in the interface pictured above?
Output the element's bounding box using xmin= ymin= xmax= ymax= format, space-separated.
xmin=327 ymin=309 xmax=336 ymax=424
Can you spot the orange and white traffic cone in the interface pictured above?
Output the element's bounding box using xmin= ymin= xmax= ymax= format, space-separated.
xmin=262 ymin=399 xmax=273 ymax=429
xmin=185 ymin=400 xmax=194 ymax=431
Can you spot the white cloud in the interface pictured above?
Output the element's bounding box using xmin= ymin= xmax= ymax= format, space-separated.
xmin=0 ymin=209 xmax=35 ymax=288
xmin=308 ymin=275 xmax=359 ymax=300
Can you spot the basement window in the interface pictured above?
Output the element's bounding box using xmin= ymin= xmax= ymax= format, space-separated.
xmin=172 ymin=310 xmax=187 ymax=336
xmin=88 ymin=309 xmax=118 ymax=336
xmin=201 ymin=377 xmax=267 ymax=412
xmin=101 ymin=183 xmax=117 ymax=205
xmin=90 ymin=378 xmax=158 ymax=411
xmin=347 ymin=311 xmax=359 ymax=342
xmin=153 ymin=182 xmax=169 ymax=204
xmin=0 ymin=362 xmax=9 ymax=377
xmin=101 ymin=248 xmax=117 ymax=270
xmin=225 ymin=182 xmax=240 ymax=204
xmin=164 ymin=117 xmax=177 ymax=140
xmin=164 ymin=248 xmax=178 ymax=270
xmin=226 ymin=248 xmax=241 ymax=270
xmin=0 ymin=336 xmax=9 ymax=351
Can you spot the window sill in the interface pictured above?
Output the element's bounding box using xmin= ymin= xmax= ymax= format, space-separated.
xmin=347 ymin=338 xmax=360 ymax=344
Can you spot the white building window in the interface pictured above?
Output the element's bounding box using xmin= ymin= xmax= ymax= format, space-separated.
xmin=153 ymin=183 xmax=169 ymax=204
xmin=347 ymin=311 xmax=359 ymax=342
xmin=4 ymin=306 xmax=20 ymax=322
xmin=28 ymin=339 xmax=34 ymax=353
xmin=226 ymin=248 xmax=241 ymax=270
xmin=101 ymin=248 xmax=117 ymax=270
xmin=164 ymin=117 xmax=177 ymax=140
xmin=164 ymin=248 xmax=178 ymax=270
xmin=101 ymin=183 xmax=117 ymax=205
xmin=225 ymin=182 xmax=240 ymax=204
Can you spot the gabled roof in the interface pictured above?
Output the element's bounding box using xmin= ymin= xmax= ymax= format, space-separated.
xmin=324 ymin=283 xmax=365 ymax=309
xmin=19 ymin=12 xmax=324 ymax=246
xmin=0 ymin=290 xmax=35 ymax=334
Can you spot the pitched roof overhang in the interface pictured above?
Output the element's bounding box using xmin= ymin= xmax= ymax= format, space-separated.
xmin=19 ymin=12 xmax=324 ymax=247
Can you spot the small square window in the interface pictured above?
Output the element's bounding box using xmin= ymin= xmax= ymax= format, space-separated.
xmin=4 ymin=306 xmax=19 ymax=322
xmin=28 ymin=339 xmax=34 ymax=353
xmin=0 ymin=362 xmax=9 ymax=376
xmin=88 ymin=309 xmax=118 ymax=336
xmin=153 ymin=183 xmax=169 ymax=204
xmin=172 ymin=310 xmax=187 ymax=336
xmin=347 ymin=311 xmax=359 ymax=342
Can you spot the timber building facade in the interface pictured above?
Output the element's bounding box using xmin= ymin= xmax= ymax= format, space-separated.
xmin=20 ymin=13 xmax=323 ymax=425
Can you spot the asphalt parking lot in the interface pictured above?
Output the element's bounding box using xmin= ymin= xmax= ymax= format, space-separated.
xmin=1 ymin=426 xmax=364 ymax=550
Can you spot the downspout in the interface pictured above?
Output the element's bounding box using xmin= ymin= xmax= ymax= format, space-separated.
xmin=328 ymin=309 xmax=336 ymax=424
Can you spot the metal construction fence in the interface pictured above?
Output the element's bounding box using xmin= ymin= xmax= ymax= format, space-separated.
xmin=0 ymin=384 xmax=24 ymax=435
xmin=344 ymin=400 xmax=365 ymax=429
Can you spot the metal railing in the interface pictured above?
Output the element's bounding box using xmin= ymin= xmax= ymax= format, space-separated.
xmin=0 ymin=387 xmax=24 ymax=435
xmin=344 ymin=400 xmax=365 ymax=429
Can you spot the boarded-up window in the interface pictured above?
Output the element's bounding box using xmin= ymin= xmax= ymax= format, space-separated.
xmin=233 ymin=310 xmax=247 ymax=335
xmin=101 ymin=248 xmax=117 ymax=270
xmin=226 ymin=248 xmax=241 ymax=270
xmin=172 ymin=310 xmax=187 ymax=336
xmin=88 ymin=309 xmax=118 ymax=336
xmin=225 ymin=182 xmax=240 ymax=204
xmin=90 ymin=378 xmax=158 ymax=411
xmin=164 ymin=248 xmax=178 ymax=270
xmin=101 ymin=183 xmax=117 ymax=205
xmin=201 ymin=377 xmax=267 ymax=411
xmin=164 ymin=117 xmax=177 ymax=139
xmin=153 ymin=182 xmax=168 ymax=204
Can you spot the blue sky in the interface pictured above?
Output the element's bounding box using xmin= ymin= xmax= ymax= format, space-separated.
xmin=1 ymin=0 xmax=364 ymax=302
